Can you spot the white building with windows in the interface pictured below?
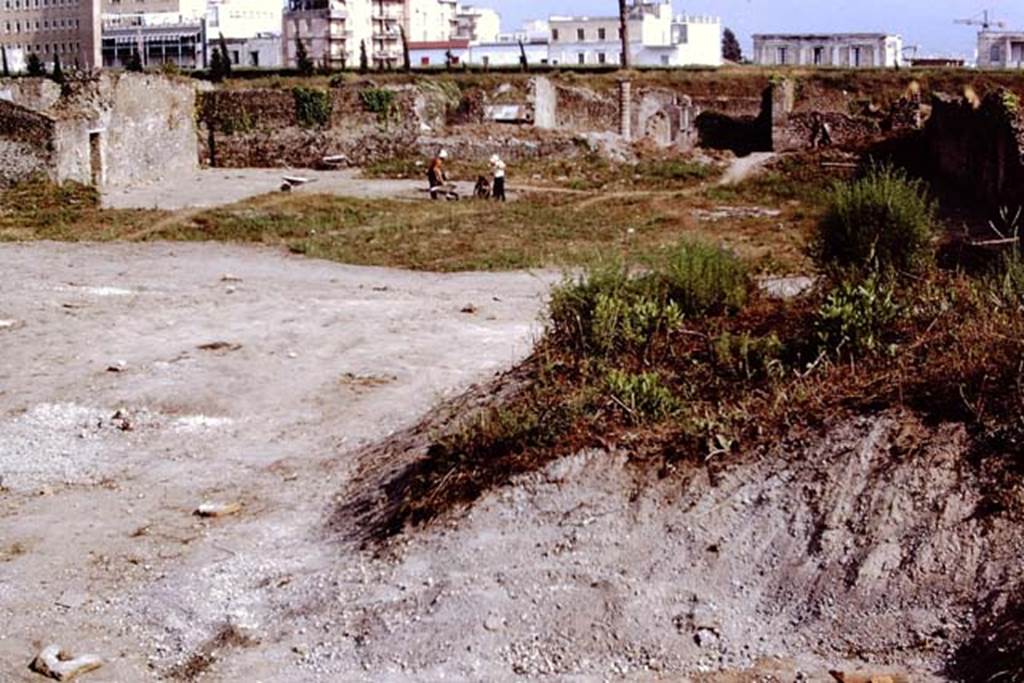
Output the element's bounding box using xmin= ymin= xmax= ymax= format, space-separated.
xmin=548 ymin=0 xmax=720 ymax=67
xmin=207 ymin=0 xmax=282 ymax=40
xmin=0 ymin=0 xmax=101 ymax=70
xmin=752 ymin=33 xmax=903 ymax=68
xmin=455 ymin=5 xmax=499 ymax=43
xmin=978 ymin=31 xmax=1024 ymax=69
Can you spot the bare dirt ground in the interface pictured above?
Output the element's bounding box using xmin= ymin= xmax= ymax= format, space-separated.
xmin=101 ymin=169 xmax=498 ymax=211
xmin=2 ymin=241 xmax=1014 ymax=682
xmin=0 ymin=241 xmax=554 ymax=681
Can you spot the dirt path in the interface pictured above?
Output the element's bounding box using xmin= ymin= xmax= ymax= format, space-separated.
xmin=0 ymin=242 xmax=555 ymax=681
xmin=718 ymin=152 xmax=777 ymax=186
xmin=103 ymin=168 xmax=560 ymax=211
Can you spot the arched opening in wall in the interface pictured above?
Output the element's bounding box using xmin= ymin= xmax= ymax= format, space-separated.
xmin=642 ymin=110 xmax=672 ymax=147
xmin=695 ymin=112 xmax=768 ymax=156
xmin=695 ymin=88 xmax=772 ymax=157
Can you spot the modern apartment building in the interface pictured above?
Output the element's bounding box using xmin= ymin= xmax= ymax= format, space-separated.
xmin=548 ymin=0 xmax=721 ymax=67
xmin=0 ymin=0 xmax=102 ymax=71
xmin=752 ymin=33 xmax=903 ymax=68
xmin=454 ymin=4 xmax=498 ymax=44
xmin=977 ymin=31 xmax=1024 ymax=69
xmin=283 ymin=0 xmax=457 ymax=70
xmin=207 ymin=0 xmax=281 ymax=40
xmin=100 ymin=0 xmax=207 ymax=70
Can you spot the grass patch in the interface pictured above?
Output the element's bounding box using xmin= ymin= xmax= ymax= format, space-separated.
xmin=363 ymin=152 xmax=721 ymax=192
xmin=0 ymin=177 xmax=163 ymax=241
xmin=1 ymin=153 xmax=820 ymax=276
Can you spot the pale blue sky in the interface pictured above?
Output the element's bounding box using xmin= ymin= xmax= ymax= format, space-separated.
xmin=474 ymin=0 xmax=1024 ymax=59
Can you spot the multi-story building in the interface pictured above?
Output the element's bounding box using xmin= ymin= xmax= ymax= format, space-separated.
xmin=978 ymin=31 xmax=1024 ymax=69
xmin=548 ymin=0 xmax=721 ymax=67
xmin=283 ymin=0 xmax=370 ymax=70
xmin=223 ymin=32 xmax=282 ymax=68
xmin=283 ymin=0 xmax=457 ymax=70
xmin=752 ymin=33 xmax=903 ymax=68
xmin=207 ymin=0 xmax=282 ymax=40
xmin=101 ymin=0 xmax=206 ymax=19
xmin=0 ymin=0 xmax=102 ymax=71
xmin=454 ymin=5 xmax=499 ymax=44
xmin=101 ymin=0 xmax=209 ymax=70
xmin=101 ymin=11 xmax=205 ymax=69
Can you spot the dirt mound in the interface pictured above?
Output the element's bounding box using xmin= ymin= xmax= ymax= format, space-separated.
xmin=330 ymin=410 xmax=1023 ymax=680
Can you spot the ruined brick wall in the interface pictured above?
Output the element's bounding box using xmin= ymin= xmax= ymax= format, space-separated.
xmin=101 ymin=73 xmax=199 ymax=188
xmin=769 ymin=78 xmax=925 ymax=153
xmin=0 ymin=100 xmax=55 ymax=185
xmin=554 ymin=83 xmax=619 ymax=133
xmin=925 ymin=91 xmax=1024 ymax=208
xmin=0 ymin=74 xmax=198 ymax=188
xmin=198 ymin=85 xmax=421 ymax=167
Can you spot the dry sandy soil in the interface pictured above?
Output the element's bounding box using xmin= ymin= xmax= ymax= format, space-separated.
xmin=0 ymin=241 xmax=553 ymax=681
xmin=2 ymin=242 xmax=1020 ymax=682
xmin=101 ymin=169 xmax=487 ymax=211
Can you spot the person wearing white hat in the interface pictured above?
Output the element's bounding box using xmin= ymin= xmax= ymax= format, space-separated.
xmin=489 ymin=153 xmax=507 ymax=202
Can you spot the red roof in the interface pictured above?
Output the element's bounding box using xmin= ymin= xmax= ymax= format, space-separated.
xmin=407 ymin=39 xmax=470 ymax=50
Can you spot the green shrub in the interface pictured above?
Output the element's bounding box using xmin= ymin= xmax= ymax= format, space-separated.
xmin=815 ymin=275 xmax=901 ymax=355
xmin=549 ymin=258 xmax=679 ymax=356
xmin=712 ymin=331 xmax=784 ymax=380
xmin=635 ymin=159 xmax=712 ymax=183
xmin=814 ymin=163 xmax=936 ymax=274
xmin=655 ymin=239 xmax=750 ymax=316
xmin=360 ymin=87 xmax=396 ymax=116
xmin=293 ymin=87 xmax=332 ymax=128
xmin=549 ymin=240 xmax=749 ymax=357
xmin=604 ymin=369 xmax=680 ymax=423
xmin=591 ymin=293 xmax=682 ymax=355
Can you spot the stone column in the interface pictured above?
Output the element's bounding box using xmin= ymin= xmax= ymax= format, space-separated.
xmin=619 ymin=79 xmax=632 ymax=140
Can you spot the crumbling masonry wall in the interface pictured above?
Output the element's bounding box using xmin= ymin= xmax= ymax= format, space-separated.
xmin=0 ymin=100 xmax=55 ymax=185
xmin=199 ymin=86 xmax=421 ymax=168
xmin=925 ymin=91 xmax=1024 ymax=208
xmin=0 ymin=73 xmax=198 ymax=189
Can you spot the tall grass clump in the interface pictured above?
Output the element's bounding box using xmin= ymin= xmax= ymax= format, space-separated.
xmin=814 ymin=163 xmax=937 ymax=274
xmin=548 ymin=240 xmax=750 ymax=356
xmin=655 ymin=239 xmax=750 ymax=316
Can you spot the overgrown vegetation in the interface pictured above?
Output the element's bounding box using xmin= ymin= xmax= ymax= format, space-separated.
xmin=292 ymin=87 xmax=332 ymax=128
xmin=359 ymin=87 xmax=399 ymax=126
xmin=352 ymin=161 xmax=1024 ymax=553
xmin=814 ymin=163 xmax=937 ymax=275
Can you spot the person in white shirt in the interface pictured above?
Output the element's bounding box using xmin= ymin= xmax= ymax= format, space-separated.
xmin=489 ymin=154 xmax=507 ymax=202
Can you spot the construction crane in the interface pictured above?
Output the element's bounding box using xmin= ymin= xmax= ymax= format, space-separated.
xmin=954 ymin=9 xmax=1006 ymax=30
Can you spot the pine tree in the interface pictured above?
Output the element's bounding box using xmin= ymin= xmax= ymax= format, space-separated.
xmin=359 ymin=40 xmax=368 ymax=74
xmin=218 ymin=33 xmax=232 ymax=77
xmin=126 ymin=50 xmax=144 ymax=73
xmin=722 ymin=28 xmax=743 ymax=63
xmin=618 ymin=0 xmax=631 ymax=68
xmin=1 ymin=46 xmax=9 ymax=78
xmin=400 ymin=26 xmax=411 ymax=72
xmin=518 ymin=39 xmax=528 ymax=72
xmin=209 ymin=48 xmax=225 ymax=81
xmin=296 ymin=38 xmax=314 ymax=77
xmin=27 ymin=53 xmax=45 ymax=77
xmin=51 ymin=53 xmax=65 ymax=85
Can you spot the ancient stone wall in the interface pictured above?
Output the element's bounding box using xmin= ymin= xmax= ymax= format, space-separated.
xmin=925 ymin=91 xmax=1024 ymax=208
xmin=0 ymin=73 xmax=197 ymax=189
xmin=198 ymin=84 xmax=421 ymax=167
xmin=0 ymin=100 xmax=54 ymax=185
xmin=554 ymin=83 xmax=619 ymax=133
